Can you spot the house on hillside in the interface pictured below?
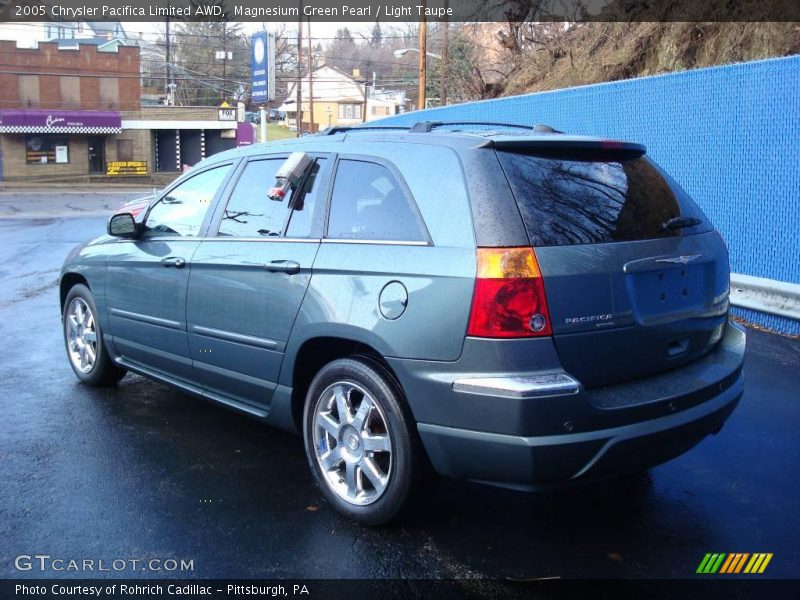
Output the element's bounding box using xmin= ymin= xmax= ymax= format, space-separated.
xmin=279 ymin=66 xmax=405 ymax=132
xmin=43 ymin=21 xmax=135 ymax=56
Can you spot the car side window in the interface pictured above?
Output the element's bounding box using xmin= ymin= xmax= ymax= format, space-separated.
xmin=326 ymin=159 xmax=424 ymax=242
xmin=218 ymin=157 xmax=325 ymax=238
xmin=144 ymin=165 xmax=231 ymax=237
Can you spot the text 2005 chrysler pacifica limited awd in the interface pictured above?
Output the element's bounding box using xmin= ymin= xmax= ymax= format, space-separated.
xmin=60 ymin=122 xmax=745 ymax=524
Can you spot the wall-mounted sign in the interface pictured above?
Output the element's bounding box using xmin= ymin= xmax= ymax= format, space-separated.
xmin=0 ymin=110 xmax=121 ymax=134
xmin=54 ymin=145 xmax=68 ymax=163
xmin=218 ymin=101 xmax=236 ymax=121
xmin=107 ymin=161 xmax=148 ymax=176
xmin=236 ymin=122 xmax=255 ymax=146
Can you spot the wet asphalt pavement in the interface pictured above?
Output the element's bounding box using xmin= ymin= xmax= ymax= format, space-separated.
xmin=0 ymin=206 xmax=799 ymax=581
xmin=0 ymin=188 xmax=154 ymax=219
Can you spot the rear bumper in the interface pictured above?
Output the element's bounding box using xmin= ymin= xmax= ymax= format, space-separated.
xmin=390 ymin=321 xmax=745 ymax=487
xmin=418 ymin=373 xmax=741 ymax=488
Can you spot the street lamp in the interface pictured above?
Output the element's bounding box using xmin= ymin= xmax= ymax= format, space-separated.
xmin=394 ymin=47 xmax=442 ymax=110
xmin=393 ymin=48 xmax=442 ymax=59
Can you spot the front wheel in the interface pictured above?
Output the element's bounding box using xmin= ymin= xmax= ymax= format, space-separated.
xmin=63 ymin=284 xmax=126 ymax=386
xmin=303 ymin=357 xmax=425 ymax=525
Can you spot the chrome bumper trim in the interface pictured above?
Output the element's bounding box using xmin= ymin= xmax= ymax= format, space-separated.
xmin=452 ymin=373 xmax=580 ymax=399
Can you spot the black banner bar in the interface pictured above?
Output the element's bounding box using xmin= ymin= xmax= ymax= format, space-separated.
xmin=2 ymin=0 xmax=800 ymax=23
xmin=2 ymin=579 xmax=800 ymax=600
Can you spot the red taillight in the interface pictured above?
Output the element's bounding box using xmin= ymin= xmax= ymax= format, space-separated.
xmin=467 ymin=247 xmax=552 ymax=338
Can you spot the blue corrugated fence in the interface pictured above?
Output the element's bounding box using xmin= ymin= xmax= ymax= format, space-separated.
xmin=374 ymin=56 xmax=800 ymax=334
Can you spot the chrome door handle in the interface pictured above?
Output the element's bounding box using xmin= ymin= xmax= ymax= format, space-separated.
xmin=265 ymin=259 xmax=300 ymax=275
xmin=162 ymin=256 xmax=186 ymax=269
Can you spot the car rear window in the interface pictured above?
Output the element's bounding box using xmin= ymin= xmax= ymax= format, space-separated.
xmin=496 ymin=150 xmax=711 ymax=246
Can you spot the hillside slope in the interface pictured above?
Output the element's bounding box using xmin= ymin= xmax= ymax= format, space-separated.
xmin=503 ymin=22 xmax=800 ymax=96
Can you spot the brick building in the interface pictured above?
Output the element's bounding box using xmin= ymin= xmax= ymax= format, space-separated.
xmin=0 ymin=40 xmax=254 ymax=182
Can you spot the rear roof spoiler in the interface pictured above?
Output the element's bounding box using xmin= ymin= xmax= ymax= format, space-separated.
xmin=481 ymin=137 xmax=647 ymax=157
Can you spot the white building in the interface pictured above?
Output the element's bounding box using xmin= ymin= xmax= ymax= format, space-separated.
xmin=279 ymin=66 xmax=405 ymax=131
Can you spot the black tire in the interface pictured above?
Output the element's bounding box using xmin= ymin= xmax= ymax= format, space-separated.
xmin=62 ymin=284 xmax=126 ymax=386
xmin=303 ymin=356 xmax=427 ymax=525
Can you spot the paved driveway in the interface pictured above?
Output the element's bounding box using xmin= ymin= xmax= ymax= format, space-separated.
xmin=1 ymin=202 xmax=798 ymax=580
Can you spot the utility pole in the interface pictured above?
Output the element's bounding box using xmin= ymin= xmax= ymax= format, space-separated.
xmin=440 ymin=0 xmax=449 ymax=106
xmin=165 ymin=10 xmax=172 ymax=105
xmin=307 ymin=17 xmax=314 ymax=134
xmin=221 ymin=21 xmax=227 ymax=103
xmin=418 ymin=3 xmax=427 ymax=110
xmin=361 ymin=80 xmax=368 ymax=123
xmin=296 ymin=3 xmax=303 ymax=137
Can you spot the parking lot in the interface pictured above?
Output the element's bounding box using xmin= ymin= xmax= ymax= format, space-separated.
xmin=1 ymin=188 xmax=798 ymax=580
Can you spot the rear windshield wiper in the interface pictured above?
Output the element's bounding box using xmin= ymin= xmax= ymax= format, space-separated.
xmin=661 ymin=216 xmax=702 ymax=231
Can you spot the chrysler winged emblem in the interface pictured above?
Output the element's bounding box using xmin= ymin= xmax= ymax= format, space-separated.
xmin=656 ymin=254 xmax=701 ymax=265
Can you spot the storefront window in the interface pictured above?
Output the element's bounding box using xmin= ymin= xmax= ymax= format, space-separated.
xmin=25 ymin=136 xmax=69 ymax=164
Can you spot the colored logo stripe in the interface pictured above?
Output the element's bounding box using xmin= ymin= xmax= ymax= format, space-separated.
xmin=697 ymin=553 xmax=726 ymax=574
xmin=744 ymin=553 xmax=773 ymax=574
xmin=697 ymin=553 xmax=773 ymax=574
xmin=719 ymin=553 xmax=749 ymax=573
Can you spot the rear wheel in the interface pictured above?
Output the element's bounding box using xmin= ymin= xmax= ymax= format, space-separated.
xmin=303 ymin=357 xmax=425 ymax=525
xmin=63 ymin=284 xmax=126 ymax=386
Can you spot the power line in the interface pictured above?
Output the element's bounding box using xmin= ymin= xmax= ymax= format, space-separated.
xmin=0 ymin=21 xmax=424 ymax=42
xmin=0 ymin=25 xmax=457 ymax=104
xmin=0 ymin=62 xmax=411 ymax=79
xmin=1 ymin=20 xmax=503 ymax=52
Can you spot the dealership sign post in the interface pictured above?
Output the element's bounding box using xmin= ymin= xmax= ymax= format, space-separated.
xmin=251 ymin=31 xmax=275 ymax=104
xmin=251 ymin=31 xmax=275 ymax=142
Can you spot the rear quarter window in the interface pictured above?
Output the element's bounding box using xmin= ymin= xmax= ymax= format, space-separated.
xmin=496 ymin=150 xmax=711 ymax=246
xmin=326 ymin=159 xmax=426 ymax=242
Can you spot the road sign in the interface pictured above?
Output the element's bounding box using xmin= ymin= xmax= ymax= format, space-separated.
xmin=251 ymin=31 xmax=275 ymax=103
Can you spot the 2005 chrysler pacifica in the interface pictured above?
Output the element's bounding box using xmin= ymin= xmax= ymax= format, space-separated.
xmin=60 ymin=122 xmax=745 ymax=524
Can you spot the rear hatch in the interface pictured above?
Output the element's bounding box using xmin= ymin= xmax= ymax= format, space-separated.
xmin=495 ymin=140 xmax=730 ymax=388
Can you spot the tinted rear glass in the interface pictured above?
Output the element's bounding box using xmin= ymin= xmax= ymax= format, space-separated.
xmin=497 ymin=150 xmax=710 ymax=246
xmin=327 ymin=159 xmax=425 ymax=242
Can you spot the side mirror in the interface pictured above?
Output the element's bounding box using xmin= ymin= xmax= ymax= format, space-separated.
xmin=108 ymin=212 xmax=138 ymax=238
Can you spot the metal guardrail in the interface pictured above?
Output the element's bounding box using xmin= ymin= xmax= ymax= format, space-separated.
xmin=730 ymin=273 xmax=800 ymax=320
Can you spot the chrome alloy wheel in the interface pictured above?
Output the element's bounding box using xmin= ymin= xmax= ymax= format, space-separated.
xmin=65 ymin=297 xmax=98 ymax=374
xmin=312 ymin=381 xmax=393 ymax=506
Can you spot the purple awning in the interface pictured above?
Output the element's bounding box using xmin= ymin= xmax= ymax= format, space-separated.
xmin=0 ymin=110 xmax=122 ymax=134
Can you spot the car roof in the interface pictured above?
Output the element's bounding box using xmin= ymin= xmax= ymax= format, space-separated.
xmin=204 ymin=121 xmax=645 ymax=164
